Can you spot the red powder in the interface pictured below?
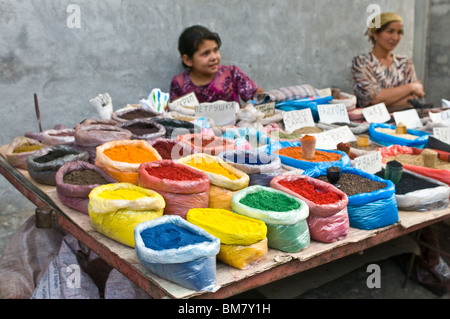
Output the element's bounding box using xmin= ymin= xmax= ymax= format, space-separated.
xmin=144 ymin=162 xmax=202 ymax=181
xmin=279 ymin=179 xmax=341 ymax=205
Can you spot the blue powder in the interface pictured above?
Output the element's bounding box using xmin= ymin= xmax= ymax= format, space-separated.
xmin=140 ymin=223 xmax=210 ymax=251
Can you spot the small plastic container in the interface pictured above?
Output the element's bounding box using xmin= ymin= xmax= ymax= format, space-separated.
xmin=385 ymin=161 xmax=403 ymax=185
xmin=357 ymin=135 xmax=370 ymax=147
xmin=301 ymin=135 xmax=316 ymax=160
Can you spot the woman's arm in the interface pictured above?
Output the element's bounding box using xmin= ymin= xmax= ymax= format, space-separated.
xmin=370 ymin=81 xmax=425 ymax=112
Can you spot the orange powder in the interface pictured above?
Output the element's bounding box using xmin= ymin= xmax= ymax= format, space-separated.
xmin=104 ymin=145 xmax=157 ymax=163
xmin=276 ymin=146 xmax=341 ymax=162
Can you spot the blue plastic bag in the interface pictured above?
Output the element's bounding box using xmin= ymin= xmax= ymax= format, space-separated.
xmin=134 ymin=215 xmax=220 ymax=292
xmin=303 ymin=166 xmax=399 ymax=230
xmin=275 ymin=96 xmax=333 ymax=122
xmin=369 ymin=123 xmax=429 ymax=148
xmin=263 ymin=141 xmax=351 ymax=170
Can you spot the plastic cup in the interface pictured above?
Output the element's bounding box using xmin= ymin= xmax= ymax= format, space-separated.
xmin=385 ymin=161 xmax=403 ymax=185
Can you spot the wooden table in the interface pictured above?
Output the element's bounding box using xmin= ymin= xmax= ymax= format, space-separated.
xmin=1 ymin=145 xmax=450 ymax=299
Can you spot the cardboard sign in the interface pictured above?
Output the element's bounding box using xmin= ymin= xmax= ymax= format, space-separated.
xmin=362 ymin=103 xmax=391 ymax=123
xmin=254 ymin=102 xmax=276 ymax=118
xmin=393 ymin=109 xmax=423 ymax=129
xmin=429 ymin=110 xmax=450 ymax=125
xmin=433 ymin=127 xmax=450 ymax=144
xmin=195 ymin=101 xmax=238 ymax=126
xmin=310 ymin=126 xmax=356 ymax=150
xmin=171 ymin=92 xmax=199 ymax=108
xmin=282 ymin=108 xmax=315 ymax=133
xmin=354 ymin=151 xmax=383 ymax=175
xmin=317 ymin=103 xmax=350 ymax=124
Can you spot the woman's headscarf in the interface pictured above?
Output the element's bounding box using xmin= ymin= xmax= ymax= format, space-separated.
xmin=367 ymin=12 xmax=403 ymax=37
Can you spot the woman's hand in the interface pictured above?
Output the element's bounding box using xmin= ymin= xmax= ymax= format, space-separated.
xmin=409 ymin=81 xmax=425 ymax=98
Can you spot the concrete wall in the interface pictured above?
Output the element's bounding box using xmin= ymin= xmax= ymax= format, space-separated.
xmin=424 ymin=0 xmax=450 ymax=108
xmin=0 ymin=0 xmax=419 ymax=214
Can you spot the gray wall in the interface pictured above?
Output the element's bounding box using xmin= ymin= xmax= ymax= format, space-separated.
xmin=425 ymin=0 xmax=450 ymax=107
xmin=0 ymin=0 xmax=431 ymax=215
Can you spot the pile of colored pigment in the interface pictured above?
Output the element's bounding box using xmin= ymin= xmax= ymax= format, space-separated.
xmin=144 ymin=161 xmax=204 ymax=181
xmin=278 ymin=179 xmax=341 ymax=204
xmin=185 ymin=157 xmax=238 ymax=180
xmin=103 ymin=145 xmax=158 ymax=163
xmin=140 ymin=223 xmax=210 ymax=250
xmin=276 ymin=147 xmax=342 ymax=162
xmin=239 ymin=190 xmax=300 ymax=212
xmin=63 ymin=170 xmax=109 ymax=186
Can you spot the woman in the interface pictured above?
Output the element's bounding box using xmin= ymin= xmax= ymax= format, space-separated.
xmin=170 ymin=25 xmax=263 ymax=106
xmin=352 ymin=12 xmax=425 ymax=112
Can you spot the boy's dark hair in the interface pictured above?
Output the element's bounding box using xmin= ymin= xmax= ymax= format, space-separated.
xmin=178 ymin=25 xmax=222 ymax=68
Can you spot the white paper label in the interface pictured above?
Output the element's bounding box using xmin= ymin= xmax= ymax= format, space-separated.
xmin=171 ymin=92 xmax=199 ymax=108
xmin=282 ymin=108 xmax=315 ymax=133
xmin=317 ymin=88 xmax=332 ymax=97
xmin=310 ymin=126 xmax=356 ymax=150
xmin=195 ymin=101 xmax=238 ymax=126
xmin=354 ymin=151 xmax=383 ymax=175
xmin=317 ymin=103 xmax=350 ymax=124
xmin=393 ymin=109 xmax=423 ymax=129
xmin=254 ymin=102 xmax=276 ymax=117
xmin=429 ymin=110 xmax=450 ymax=125
xmin=362 ymin=103 xmax=391 ymax=123
xmin=433 ymin=127 xmax=450 ymax=144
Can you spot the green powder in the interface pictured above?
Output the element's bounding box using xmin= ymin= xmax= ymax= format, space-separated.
xmin=240 ymin=190 xmax=300 ymax=212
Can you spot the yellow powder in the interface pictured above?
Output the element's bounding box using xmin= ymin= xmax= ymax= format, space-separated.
xmin=187 ymin=208 xmax=267 ymax=246
xmin=13 ymin=144 xmax=44 ymax=153
xmin=375 ymin=128 xmax=418 ymax=140
xmin=98 ymin=189 xmax=148 ymax=200
xmin=186 ymin=157 xmax=238 ymax=180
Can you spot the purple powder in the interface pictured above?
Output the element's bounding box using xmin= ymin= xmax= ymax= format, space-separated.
xmin=140 ymin=223 xmax=210 ymax=251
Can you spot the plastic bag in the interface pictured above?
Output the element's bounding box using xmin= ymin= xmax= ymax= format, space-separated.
xmin=208 ymin=184 xmax=235 ymax=210
xmin=134 ymin=215 xmax=220 ymax=292
xmin=138 ymin=160 xmax=210 ymax=218
xmin=111 ymin=107 xmax=159 ymax=123
xmin=41 ymin=128 xmax=75 ymax=146
xmin=270 ymin=174 xmax=349 ymax=243
xmin=275 ymin=96 xmax=333 ymax=122
xmin=217 ymin=238 xmax=268 ymax=270
xmin=378 ymin=144 xmax=450 ymax=185
xmin=149 ymin=138 xmax=193 ymax=160
xmin=5 ymin=136 xmax=45 ymax=170
xmin=264 ymin=141 xmax=351 ymax=170
xmin=152 ymin=117 xmax=201 ymax=139
xmin=26 ymin=145 xmax=89 ymax=186
xmin=74 ymin=123 xmax=132 ymax=147
xmin=55 ymin=161 xmax=117 ymax=214
xmin=117 ymin=118 xmax=166 ymax=141
xmin=303 ymin=166 xmax=399 ymax=230
xmin=95 ymin=139 xmax=162 ymax=184
xmin=177 ymin=153 xmax=249 ymax=191
xmin=186 ymin=208 xmax=267 ymax=246
xmin=369 ymin=123 xmax=429 ymax=148
xmin=218 ymin=149 xmax=282 ymax=187
xmin=88 ymin=183 xmax=165 ymax=247
xmin=231 ymin=185 xmax=310 ymax=252
xmin=377 ymin=168 xmax=450 ymax=211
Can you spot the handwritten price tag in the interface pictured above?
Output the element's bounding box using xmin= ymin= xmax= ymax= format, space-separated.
xmin=310 ymin=126 xmax=356 ymax=150
xmin=195 ymin=101 xmax=238 ymax=126
xmin=429 ymin=110 xmax=450 ymax=125
xmin=282 ymin=109 xmax=315 ymax=133
xmin=171 ymin=92 xmax=199 ymax=108
xmin=433 ymin=127 xmax=450 ymax=144
xmin=393 ymin=109 xmax=423 ymax=129
xmin=354 ymin=151 xmax=382 ymax=175
xmin=362 ymin=103 xmax=391 ymax=123
xmin=317 ymin=103 xmax=350 ymax=124
xmin=254 ymin=102 xmax=276 ymax=118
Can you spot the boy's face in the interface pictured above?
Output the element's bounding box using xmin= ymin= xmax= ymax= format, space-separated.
xmin=183 ymin=39 xmax=221 ymax=76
